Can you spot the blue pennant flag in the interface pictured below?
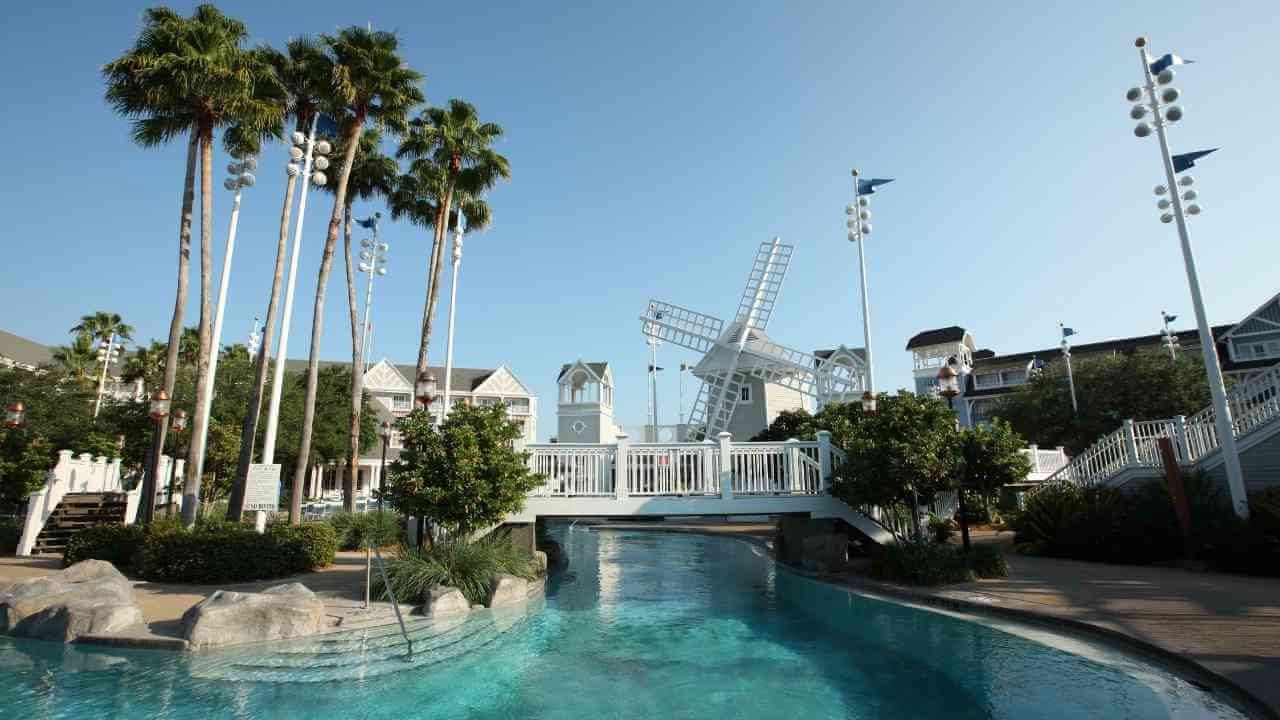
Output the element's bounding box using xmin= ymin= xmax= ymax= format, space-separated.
xmin=1032 ymin=358 xmax=1047 ymax=371
xmin=857 ymin=178 xmax=894 ymax=195
xmin=1163 ymin=311 xmax=1178 ymax=324
xmin=356 ymin=215 xmax=379 ymax=229
xmin=1149 ymin=53 xmax=1193 ymax=75
xmin=316 ymin=113 xmax=341 ymax=137
xmin=1172 ymin=148 xmax=1217 ymax=173
xmin=1061 ymin=327 xmax=1077 ymax=338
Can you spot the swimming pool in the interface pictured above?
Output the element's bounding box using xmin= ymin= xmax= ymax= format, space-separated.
xmin=0 ymin=528 xmax=1248 ymax=719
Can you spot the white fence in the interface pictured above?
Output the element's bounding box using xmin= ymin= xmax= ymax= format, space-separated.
xmin=1041 ymin=363 xmax=1280 ymax=488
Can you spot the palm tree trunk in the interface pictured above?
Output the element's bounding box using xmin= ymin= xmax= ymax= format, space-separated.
xmin=147 ymin=133 xmax=199 ymax=518
xmin=226 ymin=168 xmax=298 ymax=521
xmin=183 ymin=123 xmax=216 ymax=527
xmin=290 ymin=118 xmax=364 ymax=524
xmin=413 ymin=183 xmax=456 ymax=392
xmin=343 ymin=202 xmax=361 ymax=513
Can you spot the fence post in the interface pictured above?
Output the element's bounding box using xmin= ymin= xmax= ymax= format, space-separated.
xmin=1027 ymin=444 xmax=1040 ymax=473
xmin=816 ymin=430 xmax=833 ymax=491
xmin=785 ymin=438 xmax=800 ymax=492
xmin=1122 ymin=419 xmax=1140 ymax=465
xmin=615 ymin=433 xmax=630 ymax=500
xmin=718 ymin=432 xmax=734 ymax=499
xmin=1173 ymin=415 xmax=1190 ymax=462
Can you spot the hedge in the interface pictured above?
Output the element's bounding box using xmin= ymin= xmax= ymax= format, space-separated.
xmin=63 ymin=521 xmax=337 ymax=583
xmin=0 ymin=518 xmax=22 ymax=554
xmin=865 ymin=542 xmax=1007 ymax=586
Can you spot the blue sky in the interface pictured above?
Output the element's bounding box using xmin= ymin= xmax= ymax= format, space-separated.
xmin=2 ymin=1 xmax=1278 ymax=440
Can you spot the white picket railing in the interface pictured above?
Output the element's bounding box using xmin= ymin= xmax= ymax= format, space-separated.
xmin=1040 ymin=363 xmax=1280 ymax=488
xmin=526 ymin=444 xmax=615 ymax=496
xmin=626 ymin=444 xmax=719 ymax=496
xmin=730 ymin=441 xmax=822 ymax=495
xmin=1019 ymin=446 xmax=1069 ymax=478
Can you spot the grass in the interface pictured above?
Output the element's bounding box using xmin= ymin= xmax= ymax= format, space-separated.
xmin=373 ymin=539 xmax=535 ymax=606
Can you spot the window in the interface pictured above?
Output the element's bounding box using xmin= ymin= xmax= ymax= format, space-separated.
xmin=389 ymin=430 xmax=403 ymax=449
xmin=475 ymin=396 xmax=501 ymax=407
xmin=505 ymin=397 xmax=530 ymax=413
xmin=974 ymin=373 xmax=1000 ymax=389
xmin=738 ymin=386 xmax=752 ymax=403
xmin=391 ymin=393 xmax=411 ymax=410
xmin=1002 ymin=370 xmax=1026 ymax=385
xmin=1233 ymin=332 xmax=1280 ymax=361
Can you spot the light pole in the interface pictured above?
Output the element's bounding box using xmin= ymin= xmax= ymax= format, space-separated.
xmin=93 ymin=334 xmax=123 ymax=419
xmin=1059 ymin=323 xmax=1079 ymax=415
xmin=845 ymin=170 xmax=893 ymax=395
xmin=441 ymin=217 xmax=464 ymax=418
xmin=937 ymin=365 xmax=970 ymax=553
xmin=357 ymin=214 xmax=388 ymax=364
xmin=678 ymin=362 xmax=689 ymax=434
xmin=139 ymin=391 xmax=170 ymax=524
xmin=261 ymin=118 xmax=331 ymax=467
xmin=5 ymin=402 xmax=26 ymax=430
xmin=1161 ymin=310 xmax=1181 ymax=360
xmin=1127 ymin=36 xmax=1248 ymax=518
xmin=416 ymin=371 xmax=438 ymax=423
xmin=247 ymin=316 xmax=261 ymax=359
xmin=185 ymin=153 xmax=257 ymax=525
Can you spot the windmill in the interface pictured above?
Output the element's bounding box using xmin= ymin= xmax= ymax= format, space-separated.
xmin=640 ymin=238 xmax=867 ymax=440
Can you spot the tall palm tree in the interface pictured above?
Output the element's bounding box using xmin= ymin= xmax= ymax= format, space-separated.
xmin=321 ymin=128 xmax=398 ymax=512
xmin=227 ymin=37 xmax=329 ymax=521
xmin=396 ymin=100 xmax=509 ymax=388
xmin=70 ymin=312 xmax=136 ymax=346
xmin=52 ymin=334 xmax=97 ymax=387
xmin=104 ymin=5 xmax=283 ymax=526
xmin=122 ymin=340 xmax=168 ymax=393
xmin=290 ymin=27 xmax=423 ymax=524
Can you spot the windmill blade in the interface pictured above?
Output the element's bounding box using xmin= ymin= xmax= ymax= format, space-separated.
xmin=734 ymin=239 xmax=794 ymax=332
xmin=688 ymin=369 xmax=748 ymax=439
xmin=640 ymin=300 xmax=724 ymax=355
xmin=740 ymin=339 xmax=865 ymax=399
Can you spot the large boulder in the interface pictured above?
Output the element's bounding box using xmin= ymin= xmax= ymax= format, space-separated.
xmin=420 ymin=585 xmax=469 ymax=618
xmin=183 ymin=582 xmax=327 ymax=649
xmin=487 ymin=574 xmax=528 ymax=608
xmin=0 ymin=560 xmax=142 ymax=642
xmin=531 ymin=551 xmax=549 ymax=576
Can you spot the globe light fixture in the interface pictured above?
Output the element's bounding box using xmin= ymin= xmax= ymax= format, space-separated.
xmin=5 ymin=402 xmax=25 ymax=429
xmin=859 ymin=391 xmax=877 ymax=414
xmin=1130 ymin=105 xmax=1147 ymax=119
xmin=1126 ymin=87 xmax=1143 ymax=102
xmin=416 ymin=372 xmax=438 ymax=407
xmin=1154 ymin=184 xmax=1168 ymax=195
xmin=149 ymin=390 xmax=170 ymax=420
xmin=936 ymin=365 xmax=960 ymax=399
xmin=1134 ymin=122 xmax=1152 ymax=137
xmin=1179 ymin=175 xmax=1195 ymax=187
xmin=1164 ymin=105 xmax=1183 ymax=122
xmin=171 ymin=409 xmax=188 ymax=433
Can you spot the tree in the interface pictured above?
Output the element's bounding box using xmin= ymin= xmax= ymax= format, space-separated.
xmin=0 ymin=368 xmax=96 ymax=507
xmin=395 ymin=100 xmax=509 ymax=389
xmin=273 ymin=365 xmax=378 ymax=504
xmin=70 ymin=312 xmax=135 ymax=346
xmin=121 ymin=340 xmax=168 ymax=393
xmin=384 ymin=404 xmax=544 ymax=544
xmin=994 ymin=350 xmax=1216 ymax=454
xmin=958 ymin=420 xmax=1032 ymax=504
xmin=290 ymin=27 xmax=423 ymax=524
xmin=228 ymin=36 xmax=330 ymax=522
xmin=52 ymin=334 xmax=97 ymax=387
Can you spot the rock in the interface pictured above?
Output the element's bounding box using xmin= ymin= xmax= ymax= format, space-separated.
xmin=487 ymin=574 xmax=528 ymax=608
xmin=540 ymin=539 xmax=567 ymax=569
xmin=800 ymin=533 xmax=849 ymax=574
xmin=420 ymin=585 xmax=469 ymax=618
xmin=471 ymin=604 xmax=485 ymax=610
xmin=532 ymin=551 xmax=549 ymax=576
xmin=183 ymin=582 xmax=327 ymax=649
xmin=0 ymin=560 xmax=142 ymax=643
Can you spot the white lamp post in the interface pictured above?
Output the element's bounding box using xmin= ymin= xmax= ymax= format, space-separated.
xmin=357 ymin=214 xmax=388 ymax=364
xmin=93 ymin=334 xmax=123 ymax=418
xmin=261 ymin=116 xmax=331 ymax=466
xmin=247 ymin=316 xmax=261 ymax=359
xmin=185 ymin=153 xmax=257 ymax=524
xmin=440 ymin=217 xmax=464 ymax=418
xmin=1127 ymin=37 xmax=1248 ymax=518
xmin=1161 ymin=310 xmax=1181 ymax=360
xmin=1059 ymin=323 xmax=1078 ymax=415
xmin=845 ymin=169 xmax=891 ymax=395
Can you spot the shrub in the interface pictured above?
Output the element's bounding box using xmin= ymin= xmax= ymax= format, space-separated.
xmin=927 ymin=516 xmax=953 ymax=545
xmin=0 ymin=517 xmax=22 ymax=554
xmin=63 ymin=523 xmax=145 ymax=568
xmin=374 ymin=539 xmax=534 ymax=605
xmin=865 ymin=542 xmax=1007 ymax=586
xmin=327 ymin=510 xmax=404 ymax=550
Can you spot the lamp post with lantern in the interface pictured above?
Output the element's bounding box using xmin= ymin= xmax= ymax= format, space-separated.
xmin=416 ymin=371 xmax=438 ymax=416
xmin=140 ymin=391 xmax=171 ymax=524
xmin=937 ymin=364 xmax=971 ymax=553
xmin=5 ymin=402 xmax=26 ymax=431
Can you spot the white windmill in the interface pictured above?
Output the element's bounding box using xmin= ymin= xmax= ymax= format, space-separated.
xmin=640 ymin=238 xmax=868 ymax=440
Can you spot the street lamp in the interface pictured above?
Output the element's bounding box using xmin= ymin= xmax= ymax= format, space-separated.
xmin=936 ymin=365 xmax=971 ymax=552
xmin=860 ymin=390 xmax=878 ymax=415
xmin=357 ymin=213 xmax=389 ymax=364
xmin=441 ymin=214 xmax=465 ymax=421
xmin=1161 ymin=310 xmax=1181 ymax=360
xmin=1127 ymin=36 xmax=1248 ymax=518
xmin=1059 ymin=323 xmax=1079 ymax=415
xmin=93 ymin=334 xmax=123 ymax=418
xmin=5 ymin=402 xmax=25 ymax=429
xmin=416 ymin=371 xmax=438 ymax=413
xmin=247 ymin=316 xmax=261 ymax=359
xmin=140 ymin=390 xmax=170 ymax=523
xmin=845 ymin=170 xmax=893 ymax=396
xmin=186 ymin=151 xmax=257 ymax=526
xmin=262 ymin=117 xmax=332 ymax=470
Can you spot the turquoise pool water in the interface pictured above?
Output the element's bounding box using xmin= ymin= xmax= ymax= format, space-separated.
xmin=0 ymin=528 xmax=1247 ymax=719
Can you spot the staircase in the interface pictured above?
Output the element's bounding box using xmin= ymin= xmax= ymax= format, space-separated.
xmin=29 ymin=492 xmax=129 ymax=556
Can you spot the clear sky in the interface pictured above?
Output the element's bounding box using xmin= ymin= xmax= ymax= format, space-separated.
xmin=2 ymin=1 xmax=1278 ymax=440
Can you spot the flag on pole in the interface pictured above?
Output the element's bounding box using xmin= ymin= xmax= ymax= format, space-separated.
xmin=1171 ymin=148 xmax=1217 ymax=173
xmin=1061 ymin=327 xmax=1077 ymax=338
xmin=1032 ymin=358 xmax=1047 ymax=371
xmin=857 ymin=178 xmax=894 ymax=195
xmin=1148 ymin=53 xmax=1193 ymax=75
xmin=356 ymin=216 xmax=378 ymax=229
xmin=316 ymin=113 xmax=341 ymax=137
xmin=1162 ymin=311 xmax=1178 ymax=324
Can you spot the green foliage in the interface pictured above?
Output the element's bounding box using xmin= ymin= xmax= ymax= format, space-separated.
xmin=63 ymin=524 xmax=145 ymax=568
xmin=865 ymin=542 xmax=1007 ymax=586
xmin=994 ymin=351 xmax=1215 ymax=454
xmin=959 ymin=420 xmax=1032 ymax=500
xmin=927 ymin=516 xmax=954 ymax=545
xmin=274 ymin=366 xmax=378 ymax=471
xmin=373 ymin=539 xmax=534 ymax=606
xmin=384 ymin=405 xmax=544 ymax=537
xmin=0 ymin=518 xmax=22 ymax=554
xmin=327 ymin=510 xmax=404 ymax=550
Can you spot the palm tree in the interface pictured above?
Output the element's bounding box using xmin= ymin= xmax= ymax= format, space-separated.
xmin=70 ymin=312 xmax=135 ymax=346
xmin=104 ymin=5 xmax=283 ymax=526
xmin=227 ymin=37 xmax=329 ymax=522
xmin=289 ymin=27 xmax=423 ymax=524
xmin=52 ymin=334 xmax=97 ymax=387
xmin=321 ymin=128 xmax=398 ymax=512
xmin=396 ymin=100 xmax=509 ymax=388
xmin=122 ymin=340 xmax=168 ymax=393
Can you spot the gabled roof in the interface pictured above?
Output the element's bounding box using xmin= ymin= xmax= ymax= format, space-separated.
xmin=1221 ymin=292 xmax=1280 ymax=341
xmin=906 ymin=326 xmax=967 ymax=350
xmin=813 ymin=347 xmax=868 ymax=364
xmin=557 ymin=362 xmax=609 ymax=382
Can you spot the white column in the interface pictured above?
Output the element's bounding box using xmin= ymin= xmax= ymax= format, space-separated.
xmin=614 ymin=433 xmax=630 ymax=499
xmin=1122 ymin=419 xmax=1139 ymax=465
xmin=1173 ymin=415 xmax=1190 ymax=462
xmin=441 ymin=228 xmax=464 ymax=417
xmin=717 ymin=432 xmax=734 ymax=500
xmin=817 ymin=430 xmax=833 ymax=490
xmin=851 ymin=170 xmax=875 ymax=394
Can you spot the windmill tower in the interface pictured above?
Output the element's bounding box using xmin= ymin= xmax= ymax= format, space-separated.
xmin=640 ymin=238 xmax=868 ymax=440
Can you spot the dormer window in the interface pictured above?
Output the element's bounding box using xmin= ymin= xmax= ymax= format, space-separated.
xmin=739 ymin=386 xmax=752 ymax=404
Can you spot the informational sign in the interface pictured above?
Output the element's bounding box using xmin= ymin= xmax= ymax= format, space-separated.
xmin=244 ymin=463 xmax=282 ymax=513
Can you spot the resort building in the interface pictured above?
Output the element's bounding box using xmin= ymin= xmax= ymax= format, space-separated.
xmin=906 ymin=290 xmax=1280 ymax=426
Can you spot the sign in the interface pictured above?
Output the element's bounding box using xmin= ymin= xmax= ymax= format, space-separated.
xmin=244 ymin=463 xmax=282 ymax=513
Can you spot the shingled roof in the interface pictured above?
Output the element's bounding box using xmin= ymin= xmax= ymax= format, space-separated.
xmin=557 ymin=362 xmax=609 ymax=382
xmin=905 ymin=326 xmax=967 ymax=350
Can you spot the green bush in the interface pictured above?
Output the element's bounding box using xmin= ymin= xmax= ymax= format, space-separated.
xmin=865 ymin=542 xmax=1008 ymax=586
xmin=64 ymin=521 xmax=336 ymax=583
xmin=0 ymin=518 xmax=22 ymax=554
xmin=374 ymin=539 xmax=534 ymax=605
xmin=927 ymin=515 xmax=953 ymax=545
xmin=327 ymin=510 xmax=404 ymax=550
xmin=63 ymin=523 xmax=145 ymax=568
